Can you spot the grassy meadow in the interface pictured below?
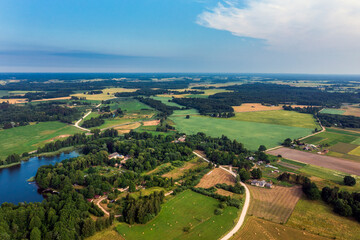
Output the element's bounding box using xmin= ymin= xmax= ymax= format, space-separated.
xmin=170 ymin=115 xmax=314 ymax=150
xmin=287 ymin=198 xmax=360 ymax=240
xmin=116 ymin=190 xmax=239 ymax=240
xmin=71 ymin=88 xmax=137 ymax=101
xmin=320 ymin=108 xmax=345 ymax=115
xmin=0 ymin=122 xmax=82 ymax=159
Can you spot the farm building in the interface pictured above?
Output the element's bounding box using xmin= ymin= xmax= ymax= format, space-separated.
xmin=250 ymin=180 xmax=273 ymax=188
xmin=108 ymin=152 xmax=124 ymax=159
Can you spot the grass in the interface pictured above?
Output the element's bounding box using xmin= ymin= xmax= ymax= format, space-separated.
xmin=320 ymin=108 xmax=345 ymax=115
xmin=232 ymin=110 xmax=320 ymax=129
xmin=95 ymin=118 xmax=142 ymax=130
xmin=170 ymin=115 xmax=313 ymax=150
xmin=0 ymin=122 xmax=82 ymax=159
xmin=107 ymin=98 xmax=154 ymax=112
xmin=287 ymin=198 xmax=360 ymax=240
xmin=88 ymin=223 xmax=124 ymax=240
xmin=151 ymin=96 xmax=185 ymax=108
xmin=233 ymin=216 xmax=328 ymax=240
xmin=304 ymin=128 xmax=359 ymax=146
xmin=348 ymin=146 xmax=360 ymax=156
xmin=116 ymin=190 xmax=239 ymax=240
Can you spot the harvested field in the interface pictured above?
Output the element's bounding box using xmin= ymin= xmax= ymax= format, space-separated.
xmin=247 ymin=185 xmax=303 ymax=223
xmin=162 ymin=160 xmax=206 ymax=179
xmin=142 ymin=120 xmax=160 ymax=126
xmin=32 ymin=97 xmax=71 ymax=102
xmin=114 ymin=122 xmax=141 ymax=134
xmin=329 ymin=142 xmax=358 ymax=154
xmin=0 ymin=99 xmax=27 ymax=104
xmin=233 ymin=216 xmax=328 ymax=240
xmin=343 ymin=104 xmax=360 ymax=117
xmin=232 ymin=103 xmax=283 ymax=112
xmin=216 ymin=188 xmax=234 ymax=197
xmin=268 ymin=147 xmax=360 ymax=175
xmin=196 ymin=168 xmax=235 ymax=188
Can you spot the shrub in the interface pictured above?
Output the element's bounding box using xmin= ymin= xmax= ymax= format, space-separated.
xmin=344 ymin=176 xmax=356 ymax=186
xmin=214 ymin=208 xmax=223 ymax=215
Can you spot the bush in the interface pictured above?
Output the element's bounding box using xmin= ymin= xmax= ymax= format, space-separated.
xmin=183 ymin=226 xmax=191 ymax=232
xmin=214 ymin=208 xmax=223 ymax=215
xmin=344 ymin=176 xmax=356 ymax=186
xmin=219 ymin=202 xmax=227 ymax=209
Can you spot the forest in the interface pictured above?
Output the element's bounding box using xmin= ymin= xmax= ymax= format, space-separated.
xmin=211 ymin=83 xmax=360 ymax=107
xmin=136 ymin=97 xmax=180 ymax=117
xmin=318 ymin=113 xmax=360 ymax=128
xmin=0 ymin=102 xmax=81 ymax=128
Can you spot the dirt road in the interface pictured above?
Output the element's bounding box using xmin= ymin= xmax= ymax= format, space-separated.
xmin=74 ymin=103 xmax=101 ymax=132
xmin=268 ymin=147 xmax=360 ymax=175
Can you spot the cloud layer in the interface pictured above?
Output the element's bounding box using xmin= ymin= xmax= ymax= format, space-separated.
xmin=197 ymin=0 xmax=360 ymax=52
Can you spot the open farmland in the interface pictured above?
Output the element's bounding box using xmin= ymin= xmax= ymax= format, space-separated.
xmin=320 ymin=108 xmax=345 ymax=115
xmin=232 ymin=216 xmax=328 ymax=240
xmin=247 ymin=185 xmax=303 ymax=223
xmin=319 ymin=104 xmax=360 ymax=117
xmin=0 ymin=122 xmax=82 ymax=159
xmin=71 ymin=88 xmax=137 ymax=101
xmin=170 ymin=115 xmax=314 ymax=150
xmin=114 ymin=122 xmax=142 ymax=134
xmin=162 ymin=158 xmax=207 ymax=179
xmin=116 ymin=190 xmax=239 ymax=240
xmin=233 ymin=103 xmax=283 ymax=112
xmin=268 ymin=147 xmax=360 ymax=175
xmin=232 ymin=110 xmax=320 ymax=129
xmin=0 ymin=99 xmax=27 ymax=104
xmin=196 ymin=168 xmax=235 ymax=188
xmin=287 ymin=198 xmax=360 ymax=240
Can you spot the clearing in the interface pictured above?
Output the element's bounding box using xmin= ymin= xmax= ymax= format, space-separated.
xmin=162 ymin=158 xmax=208 ymax=179
xmin=320 ymin=108 xmax=345 ymax=115
xmin=247 ymin=185 xmax=303 ymax=223
xmin=196 ymin=168 xmax=235 ymax=188
xmin=114 ymin=122 xmax=142 ymax=134
xmin=71 ymin=88 xmax=137 ymax=101
xmin=0 ymin=122 xmax=82 ymax=159
xmin=268 ymin=147 xmax=360 ymax=175
xmin=170 ymin=115 xmax=314 ymax=150
xmin=0 ymin=99 xmax=27 ymax=104
xmin=287 ymin=198 xmax=360 ymax=240
xmin=116 ymin=190 xmax=239 ymax=240
xmin=232 ymin=216 xmax=328 ymax=240
xmin=142 ymin=120 xmax=160 ymax=126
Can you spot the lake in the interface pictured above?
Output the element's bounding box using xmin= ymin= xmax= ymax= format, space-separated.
xmin=0 ymin=151 xmax=79 ymax=204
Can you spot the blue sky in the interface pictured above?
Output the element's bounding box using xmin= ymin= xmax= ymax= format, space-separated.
xmin=0 ymin=0 xmax=359 ymax=73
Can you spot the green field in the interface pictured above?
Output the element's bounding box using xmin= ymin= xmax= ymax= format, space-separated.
xmin=0 ymin=122 xmax=82 ymax=159
xmin=151 ymin=96 xmax=185 ymax=108
xmin=170 ymin=115 xmax=313 ymax=150
xmin=232 ymin=110 xmax=320 ymax=129
xmin=108 ymin=98 xmax=154 ymax=112
xmin=320 ymin=108 xmax=345 ymax=115
xmin=304 ymin=128 xmax=360 ymax=146
xmin=287 ymin=198 xmax=360 ymax=240
xmin=116 ymin=190 xmax=239 ymax=240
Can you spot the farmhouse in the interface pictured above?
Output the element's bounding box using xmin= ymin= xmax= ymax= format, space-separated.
xmin=250 ymin=180 xmax=273 ymax=188
xmin=108 ymin=152 xmax=124 ymax=159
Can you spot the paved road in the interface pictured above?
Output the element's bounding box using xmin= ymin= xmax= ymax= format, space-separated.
xmin=268 ymin=147 xmax=360 ymax=176
xmin=74 ymin=103 xmax=101 ymax=132
xmin=193 ymin=151 xmax=251 ymax=240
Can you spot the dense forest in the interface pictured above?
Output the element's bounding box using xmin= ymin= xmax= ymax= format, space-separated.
xmin=318 ymin=113 xmax=360 ymax=128
xmin=1 ymin=91 xmax=73 ymax=101
xmin=115 ymin=89 xmax=204 ymax=97
xmin=211 ymin=83 xmax=360 ymax=107
xmin=171 ymin=98 xmax=235 ymax=117
xmin=0 ymin=102 xmax=81 ymax=128
xmin=136 ymin=97 xmax=180 ymax=117
xmin=81 ymin=117 xmax=105 ymax=128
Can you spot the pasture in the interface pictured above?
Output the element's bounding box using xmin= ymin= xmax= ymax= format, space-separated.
xmin=287 ymin=198 xmax=360 ymax=240
xmin=162 ymin=158 xmax=207 ymax=179
xmin=320 ymin=108 xmax=345 ymax=115
xmin=116 ymin=190 xmax=239 ymax=240
xmin=170 ymin=115 xmax=314 ymax=150
xmin=0 ymin=122 xmax=82 ymax=159
xmin=232 ymin=110 xmax=320 ymax=129
xmin=247 ymin=185 xmax=303 ymax=223
xmin=233 ymin=216 xmax=328 ymax=240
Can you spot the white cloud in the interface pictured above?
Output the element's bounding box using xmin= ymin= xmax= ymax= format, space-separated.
xmin=197 ymin=0 xmax=360 ymax=52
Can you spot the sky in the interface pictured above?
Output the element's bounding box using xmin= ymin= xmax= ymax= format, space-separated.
xmin=0 ymin=0 xmax=359 ymax=73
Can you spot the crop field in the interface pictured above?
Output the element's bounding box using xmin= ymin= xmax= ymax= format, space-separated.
xmin=151 ymin=96 xmax=185 ymax=108
xmin=116 ymin=190 xmax=239 ymax=240
xmin=320 ymin=108 xmax=345 ymax=115
xmin=0 ymin=98 xmax=27 ymax=104
xmin=287 ymin=198 xmax=360 ymax=240
xmin=233 ymin=216 xmax=328 ymax=240
xmin=97 ymin=118 xmax=142 ymax=130
xmin=71 ymin=88 xmax=137 ymax=101
xmin=232 ymin=110 xmax=320 ymax=129
xmin=232 ymin=103 xmax=283 ymax=113
xmin=170 ymin=115 xmax=313 ymax=150
xmin=0 ymin=122 xmax=82 ymax=159
xmin=247 ymin=185 xmax=303 ymax=223
xmin=108 ymin=98 xmax=154 ymax=112
xmin=196 ymin=168 xmax=235 ymax=188
xmin=268 ymin=147 xmax=360 ymax=175
xmin=114 ymin=122 xmax=142 ymax=134
xmin=348 ymin=146 xmax=360 ymax=156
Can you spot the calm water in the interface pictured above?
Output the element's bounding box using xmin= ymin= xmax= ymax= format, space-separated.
xmin=0 ymin=151 xmax=79 ymax=204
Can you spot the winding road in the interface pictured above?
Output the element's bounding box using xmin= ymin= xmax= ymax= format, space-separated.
xmin=74 ymin=103 xmax=101 ymax=132
xmin=193 ymin=151 xmax=251 ymax=240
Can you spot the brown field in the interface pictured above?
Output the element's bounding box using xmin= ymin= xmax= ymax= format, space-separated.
xmin=114 ymin=122 xmax=141 ymax=134
xmin=0 ymin=99 xmax=27 ymax=104
xmin=196 ymin=168 xmax=235 ymax=188
xmin=343 ymin=104 xmax=360 ymax=117
xmin=247 ymin=185 xmax=303 ymax=223
xmin=232 ymin=103 xmax=283 ymax=113
xmin=162 ymin=159 xmax=207 ymax=179
xmin=142 ymin=120 xmax=160 ymax=126
xmin=216 ymin=188 xmax=235 ymax=197
xmin=232 ymin=216 xmax=328 ymax=240
xmin=44 ymin=134 xmax=71 ymax=143
xmin=32 ymin=97 xmax=71 ymax=102
xmin=87 ymin=224 xmax=124 ymax=240
xmin=268 ymin=147 xmax=360 ymax=175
